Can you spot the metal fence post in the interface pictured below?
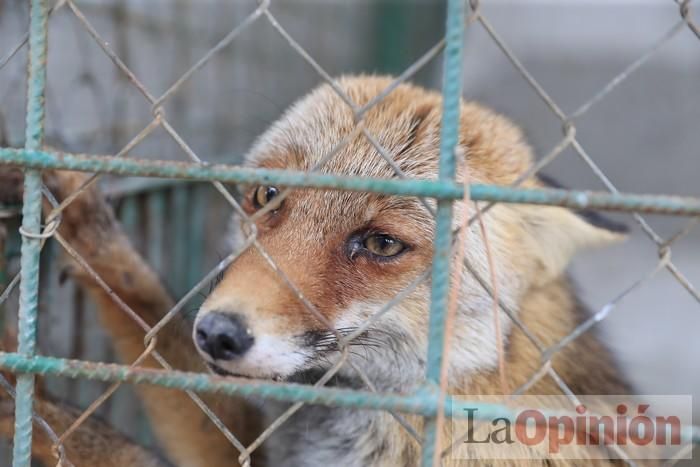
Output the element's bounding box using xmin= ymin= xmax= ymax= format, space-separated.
xmin=421 ymin=0 xmax=465 ymax=465
xmin=12 ymin=0 xmax=49 ymax=465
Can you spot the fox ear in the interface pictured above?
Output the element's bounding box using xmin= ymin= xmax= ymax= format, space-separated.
xmin=521 ymin=175 xmax=629 ymax=285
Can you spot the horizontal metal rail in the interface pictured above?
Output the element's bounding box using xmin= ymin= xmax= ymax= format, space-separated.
xmin=2 ymin=148 xmax=700 ymax=215
xmin=0 ymin=351 xmax=697 ymax=445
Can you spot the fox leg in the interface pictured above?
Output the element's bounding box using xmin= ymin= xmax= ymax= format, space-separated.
xmin=0 ymin=395 xmax=170 ymax=467
xmin=0 ymin=328 xmax=167 ymax=466
xmin=0 ymin=167 xmax=259 ymax=467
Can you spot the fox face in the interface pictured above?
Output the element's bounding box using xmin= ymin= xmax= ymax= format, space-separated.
xmin=193 ymin=76 xmax=625 ymax=390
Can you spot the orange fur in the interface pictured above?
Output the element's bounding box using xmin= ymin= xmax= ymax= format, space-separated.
xmin=0 ymin=76 xmax=635 ymax=466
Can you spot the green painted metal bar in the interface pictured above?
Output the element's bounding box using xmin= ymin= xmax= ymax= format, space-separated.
xmin=0 ymin=351 xmax=437 ymax=414
xmin=186 ymin=185 xmax=207 ymax=289
xmin=172 ymin=186 xmax=189 ymax=294
xmin=118 ymin=196 xmax=140 ymax=243
xmin=0 ymin=352 xmax=697 ymax=445
xmin=422 ymin=0 xmax=464 ymax=465
xmin=13 ymin=0 xmax=49 ymax=465
xmin=2 ymin=148 xmax=700 ymax=215
xmin=373 ymin=1 xmax=411 ymax=75
xmin=146 ymin=190 xmax=166 ymax=273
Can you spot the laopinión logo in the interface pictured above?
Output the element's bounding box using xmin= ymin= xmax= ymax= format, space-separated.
xmin=450 ymin=395 xmax=693 ymax=460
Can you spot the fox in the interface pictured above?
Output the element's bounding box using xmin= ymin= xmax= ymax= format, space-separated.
xmin=0 ymin=75 xmax=633 ymax=466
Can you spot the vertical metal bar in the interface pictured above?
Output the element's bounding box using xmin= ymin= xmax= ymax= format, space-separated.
xmin=172 ymin=185 xmax=189 ymax=294
xmin=373 ymin=0 xmax=411 ymax=74
xmin=186 ymin=185 xmax=206 ymax=289
xmin=13 ymin=0 xmax=49 ymax=465
xmin=421 ymin=0 xmax=464 ymax=465
xmin=146 ymin=190 xmax=166 ymax=273
xmin=118 ymin=196 xmax=139 ymax=246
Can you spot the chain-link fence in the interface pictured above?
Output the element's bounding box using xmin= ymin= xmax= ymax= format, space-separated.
xmin=0 ymin=0 xmax=699 ymax=466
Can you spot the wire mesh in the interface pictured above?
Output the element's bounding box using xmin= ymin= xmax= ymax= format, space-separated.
xmin=0 ymin=0 xmax=699 ymax=466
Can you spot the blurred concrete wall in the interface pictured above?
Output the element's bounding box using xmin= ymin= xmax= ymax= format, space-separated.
xmin=457 ymin=0 xmax=700 ymax=418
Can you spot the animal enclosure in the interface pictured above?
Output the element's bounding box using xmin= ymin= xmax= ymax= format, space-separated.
xmin=1 ymin=0 xmax=699 ymax=466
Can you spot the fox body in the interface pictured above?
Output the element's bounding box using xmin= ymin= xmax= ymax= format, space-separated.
xmin=0 ymin=76 xmax=629 ymax=466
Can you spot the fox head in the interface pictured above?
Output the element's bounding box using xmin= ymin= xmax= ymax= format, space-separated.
xmin=193 ymin=76 xmax=626 ymax=390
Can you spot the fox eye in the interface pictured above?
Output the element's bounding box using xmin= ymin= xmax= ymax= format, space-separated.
xmin=363 ymin=234 xmax=405 ymax=257
xmin=253 ymin=185 xmax=280 ymax=209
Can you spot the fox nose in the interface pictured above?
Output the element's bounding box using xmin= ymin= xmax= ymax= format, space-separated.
xmin=195 ymin=312 xmax=254 ymax=360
